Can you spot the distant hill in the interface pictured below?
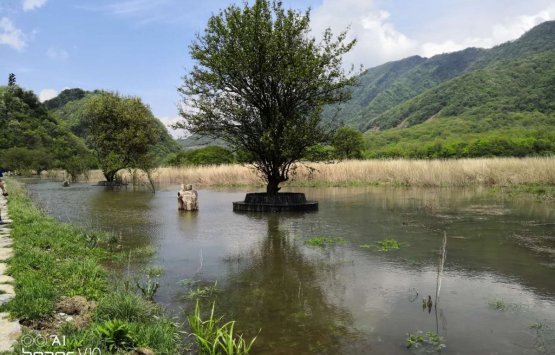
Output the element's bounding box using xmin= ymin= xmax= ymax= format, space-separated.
xmin=177 ymin=134 xmax=227 ymax=150
xmin=325 ymin=21 xmax=555 ymax=131
xmin=49 ymin=88 xmax=181 ymax=159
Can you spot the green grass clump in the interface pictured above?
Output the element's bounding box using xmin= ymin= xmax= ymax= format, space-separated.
xmin=95 ymin=292 xmax=160 ymax=322
xmin=304 ymin=236 xmax=347 ymax=247
xmin=376 ymin=239 xmax=401 ymax=252
xmin=188 ymin=301 xmax=257 ymax=354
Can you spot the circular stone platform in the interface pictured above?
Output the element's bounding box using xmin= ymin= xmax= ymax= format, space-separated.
xmin=233 ymin=192 xmax=318 ymax=212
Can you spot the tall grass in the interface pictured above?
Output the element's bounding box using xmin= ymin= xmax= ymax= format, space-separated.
xmin=45 ymin=157 xmax=555 ymax=187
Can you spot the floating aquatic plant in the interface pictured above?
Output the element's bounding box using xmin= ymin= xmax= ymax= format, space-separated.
xmin=304 ymin=236 xmax=346 ymax=247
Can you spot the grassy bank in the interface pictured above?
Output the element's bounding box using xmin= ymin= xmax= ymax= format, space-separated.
xmin=2 ymin=179 xmax=182 ymax=354
xmin=45 ymin=157 xmax=555 ymax=188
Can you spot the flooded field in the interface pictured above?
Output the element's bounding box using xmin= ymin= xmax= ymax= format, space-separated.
xmin=24 ymin=179 xmax=555 ymax=354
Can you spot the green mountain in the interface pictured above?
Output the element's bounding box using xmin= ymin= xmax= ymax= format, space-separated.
xmin=328 ymin=21 xmax=555 ymax=132
xmin=323 ymin=20 xmax=555 ymax=158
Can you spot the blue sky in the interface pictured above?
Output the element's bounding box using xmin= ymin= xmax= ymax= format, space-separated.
xmin=1 ymin=0 xmax=554 ymax=137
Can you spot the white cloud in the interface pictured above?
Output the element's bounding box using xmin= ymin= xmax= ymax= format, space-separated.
xmin=157 ymin=116 xmax=183 ymax=138
xmin=46 ymin=47 xmax=69 ymax=61
xmin=39 ymin=89 xmax=58 ymax=102
xmin=311 ymin=0 xmax=417 ymax=69
xmin=0 ymin=17 xmax=26 ymax=50
xmin=23 ymin=0 xmax=47 ymax=12
xmin=420 ymin=7 xmax=555 ymax=57
xmin=311 ymin=1 xmax=555 ymax=69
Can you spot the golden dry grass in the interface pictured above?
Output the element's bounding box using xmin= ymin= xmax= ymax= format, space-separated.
xmin=45 ymin=157 xmax=555 ymax=188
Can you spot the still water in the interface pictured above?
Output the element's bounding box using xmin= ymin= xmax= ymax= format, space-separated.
xmin=25 ymin=180 xmax=555 ymax=354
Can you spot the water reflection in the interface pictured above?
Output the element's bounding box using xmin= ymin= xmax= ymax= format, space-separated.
xmin=213 ymin=215 xmax=358 ymax=354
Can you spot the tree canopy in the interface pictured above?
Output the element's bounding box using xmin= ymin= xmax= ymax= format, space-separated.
xmin=177 ymin=0 xmax=356 ymax=194
xmin=333 ymin=127 xmax=365 ymax=159
xmin=83 ymin=92 xmax=162 ymax=182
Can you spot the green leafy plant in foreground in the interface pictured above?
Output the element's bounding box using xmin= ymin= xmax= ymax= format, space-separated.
xmin=95 ymin=319 xmax=137 ymax=351
xmin=376 ymin=239 xmax=401 ymax=252
xmin=188 ymin=301 xmax=257 ymax=354
xmin=304 ymin=236 xmax=347 ymax=247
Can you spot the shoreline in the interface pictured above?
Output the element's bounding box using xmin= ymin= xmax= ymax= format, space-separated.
xmin=1 ymin=179 xmax=183 ymax=353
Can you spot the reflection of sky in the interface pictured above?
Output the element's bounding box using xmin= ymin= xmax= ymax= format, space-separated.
xmin=25 ymin=180 xmax=555 ymax=354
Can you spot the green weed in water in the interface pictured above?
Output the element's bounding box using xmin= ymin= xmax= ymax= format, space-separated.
xmin=304 ymin=236 xmax=347 ymax=247
xmin=488 ymin=298 xmax=521 ymax=312
xmin=184 ymin=281 xmax=219 ymax=300
xmin=406 ymin=331 xmax=445 ymax=351
xmin=188 ymin=301 xmax=258 ymax=354
xmin=376 ymin=239 xmax=401 ymax=251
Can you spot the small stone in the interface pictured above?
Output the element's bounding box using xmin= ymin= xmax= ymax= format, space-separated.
xmin=0 ymin=263 xmax=6 ymax=274
xmin=0 ymin=284 xmax=14 ymax=295
xmin=0 ymin=293 xmax=14 ymax=306
xmin=0 ymin=275 xmax=14 ymax=284
xmin=0 ymin=248 xmax=13 ymax=261
xmin=0 ymin=312 xmax=21 ymax=352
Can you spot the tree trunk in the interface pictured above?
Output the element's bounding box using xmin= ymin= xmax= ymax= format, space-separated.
xmin=104 ymin=170 xmax=117 ymax=182
xmin=266 ymin=179 xmax=281 ymax=195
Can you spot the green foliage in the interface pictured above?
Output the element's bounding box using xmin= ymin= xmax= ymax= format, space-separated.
xmin=135 ymin=274 xmax=160 ymax=301
xmin=188 ymin=301 xmax=257 ymax=354
xmin=406 ymin=331 xmax=445 ymax=351
xmin=95 ymin=292 xmax=160 ymax=323
xmin=165 ymin=146 xmax=235 ymax=166
xmin=43 ymin=88 xmax=88 ymax=110
xmin=364 ymin=113 xmax=555 ymax=158
xmin=304 ymin=236 xmax=346 ymax=247
xmin=0 ymin=85 xmax=94 ymax=175
xmin=83 ymin=91 xmax=162 ymax=181
xmin=94 ymin=319 xmax=137 ymax=351
xmin=303 ymin=144 xmax=336 ymax=162
xmin=333 ymin=127 xmax=364 ymax=159
xmin=186 ymin=282 xmax=220 ymax=300
xmin=376 ymin=239 xmax=400 ymax=251
xmin=178 ymin=0 xmax=356 ymax=194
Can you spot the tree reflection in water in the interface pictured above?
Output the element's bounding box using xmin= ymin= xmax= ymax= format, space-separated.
xmin=202 ymin=214 xmax=361 ymax=354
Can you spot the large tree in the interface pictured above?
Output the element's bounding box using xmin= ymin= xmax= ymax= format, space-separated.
xmin=177 ymin=0 xmax=356 ymax=194
xmin=84 ymin=92 xmax=161 ymax=183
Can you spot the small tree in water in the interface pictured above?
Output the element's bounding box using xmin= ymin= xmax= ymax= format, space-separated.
xmin=177 ymin=0 xmax=356 ymax=194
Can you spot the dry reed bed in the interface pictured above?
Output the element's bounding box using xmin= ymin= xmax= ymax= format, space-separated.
xmin=46 ymin=157 xmax=555 ymax=187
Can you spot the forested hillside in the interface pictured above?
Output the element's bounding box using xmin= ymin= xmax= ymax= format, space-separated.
xmin=0 ymin=85 xmax=181 ymax=176
xmin=327 ymin=21 xmax=555 ymax=131
xmin=360 ymin=21 xmax=555 ymax=158
xmin=0 ymin=85 xmax=93 ymax=176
